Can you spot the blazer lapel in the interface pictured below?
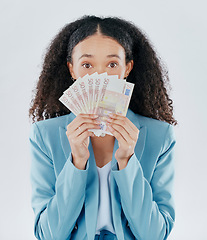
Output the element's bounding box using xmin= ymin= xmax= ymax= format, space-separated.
xmin=59 ymin=122 xmax=99 ymax=239
xmin=127 ymin=109 xmax=147 ymax=161
xmin=59 ymin=126 xmax=70 ymax=160
xmin=110 ymin=110 xmax=147 ymax=240
xmin=135 ymin=125 xmax=147 ymax=161
xmin=59 ymin=112 xmax=76 ymax=160
xmin=84 ymin=139 xmax=99 ymax=239
xmin=110 ymin=138 xmax=125 ymax=240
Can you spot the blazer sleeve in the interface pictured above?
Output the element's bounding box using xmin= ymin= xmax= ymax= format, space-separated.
xmin=29 ymin=122 xmax=89 ymax=240
xmin=111 ymin=124 xmax=176 ymax=240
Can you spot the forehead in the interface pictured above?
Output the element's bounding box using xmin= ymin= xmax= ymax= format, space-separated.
xmin=72 ymin=34 xmax=125 ymax=57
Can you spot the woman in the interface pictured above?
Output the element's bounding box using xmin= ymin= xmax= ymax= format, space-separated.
xmin=29 ymin=15 xmax=177 ymax=240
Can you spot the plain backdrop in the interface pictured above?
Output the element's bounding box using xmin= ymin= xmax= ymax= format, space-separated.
xmin=0 ymin=0 xmax=207 ymax=239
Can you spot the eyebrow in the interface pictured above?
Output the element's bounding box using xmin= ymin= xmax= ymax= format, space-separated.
xmin=78 ymin=54 xmax=121 ymax=60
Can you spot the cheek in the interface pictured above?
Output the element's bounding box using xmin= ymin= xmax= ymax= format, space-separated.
xmin=106 ymin=64 xmax=126 ymax=78
xmin=72 ymin=65 xmax=88 ymax=78
xmin=118 ymin=71 xmax=126 ymax=79
xmin=109 ymin=68 xmax=125 ymax=79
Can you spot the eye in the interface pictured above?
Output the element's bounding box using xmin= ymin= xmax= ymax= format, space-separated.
xmin=82 ymin=63 xmax=92 ymax=69
xmin=108 ymin=62 xmax=118 ymax=68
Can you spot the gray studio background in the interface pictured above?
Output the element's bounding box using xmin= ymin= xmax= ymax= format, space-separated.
xmin=0 ymin=0 xmax=206 ymax=239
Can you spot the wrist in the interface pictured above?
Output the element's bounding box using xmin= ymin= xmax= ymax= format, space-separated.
xmin=117 ymin=159 xmax=128 ymax=170
xmin=116 ymin=153 xmax=134 ymax=170
xmin=72 ymin=154 xmax=88 ymax=170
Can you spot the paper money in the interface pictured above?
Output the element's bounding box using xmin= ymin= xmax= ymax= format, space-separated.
xmin=93 ymin=72 xmax=107 ymax=114
xmin=59 ymin=94 xmax=79 ymax=116
xmin=76 ymin=74 xmax=90 ymax=113
xmin=90 ymin=75 xmax=125 ymax=136
xmin=63 ymin=88 xmax=83 ymax=113
xmin=59 ymin=72 xmax=134 ymax=137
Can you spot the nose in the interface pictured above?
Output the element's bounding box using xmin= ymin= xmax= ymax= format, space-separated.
xmin=94 ymin=67 xmax=107 ymax=75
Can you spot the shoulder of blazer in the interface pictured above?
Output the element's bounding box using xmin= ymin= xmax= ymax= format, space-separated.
xmin=127 ymin=109 xmax=173 ymax=137
xmin=127 ymin=109 xmax=175 ymax=156
xmin=33 ymin=112 xmax=74 ymax=129
xmin=30 ymin=112 xmax=75 ymax=139
xmin=29 ymin=113 xmax=74 ymax=153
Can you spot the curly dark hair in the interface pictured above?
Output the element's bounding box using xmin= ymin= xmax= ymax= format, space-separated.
xmin=29 ymin=15 xmax=178 ymax=126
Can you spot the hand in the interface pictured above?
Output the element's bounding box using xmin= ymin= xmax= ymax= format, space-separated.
xmin=66 ymin=114 xmax=100 ymax=169
xmin=106 ymin=113 xmax=139 ymax=168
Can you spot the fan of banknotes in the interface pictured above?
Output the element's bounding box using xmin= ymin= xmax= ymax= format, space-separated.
xmin=59 ymin=72 xmax=134 ymax=137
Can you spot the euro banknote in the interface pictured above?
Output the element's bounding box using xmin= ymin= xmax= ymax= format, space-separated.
xmin=59 ymin=72 xmax=134 ymax=137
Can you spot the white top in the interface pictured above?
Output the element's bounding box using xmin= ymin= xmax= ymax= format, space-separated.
xmin=95 ymin=160 xmax=116 ymax=235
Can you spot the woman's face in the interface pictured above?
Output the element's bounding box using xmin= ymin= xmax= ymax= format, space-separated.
xmin=67 ymin=33 xmax=133 ymax=79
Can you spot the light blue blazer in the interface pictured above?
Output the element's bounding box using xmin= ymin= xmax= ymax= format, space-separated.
xmin=29 ymin=108 xmax=176 ymax=240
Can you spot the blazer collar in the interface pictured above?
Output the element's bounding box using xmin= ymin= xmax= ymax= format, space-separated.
xmin=59 ymin=109 xmax=147 ymax=239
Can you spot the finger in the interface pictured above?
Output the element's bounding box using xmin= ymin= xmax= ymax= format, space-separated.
xmin=107 ymin=124 xmax=136 ymax=155
xmin=107 ymin=122 xmax=132 ymax=143
xmin=108 ymin=113 xmax=138 ymax=132
xmin=75 ymin=123 xmax=101 ymax=137
xmin=106 ymin=115 xmax=137 ymax=139
xmin=78 ymin=113 xmax=99 ymax=119
xmin=107 ymin=124 xmax=127 ymax=147
xmin=68 ymin=128 xmax=94 ymax=145
xmin=75 ymin=130 xmax=94 ymax=145
xmin=107 ymin=122 xmax=137 ymax=149
xmin=67 ymin=114 xmax=99 ymax=134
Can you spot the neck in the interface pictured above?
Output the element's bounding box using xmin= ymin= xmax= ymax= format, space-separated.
xmin=90 ymin=134 xmax=115 ymax=152
xmin=90 ymin=134 xmax=115 ymax=166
